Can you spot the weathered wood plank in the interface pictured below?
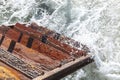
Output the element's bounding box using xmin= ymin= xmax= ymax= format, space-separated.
xmin=0 ymin=23 xmax=94 ymax=80
xmin=33 ymin=55 xmax=93 ymax=80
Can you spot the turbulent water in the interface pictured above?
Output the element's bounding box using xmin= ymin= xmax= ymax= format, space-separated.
xmin=0 ymin=0 xmax=120 ymax=80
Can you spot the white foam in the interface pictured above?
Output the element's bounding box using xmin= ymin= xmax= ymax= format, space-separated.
xmin=0 ymin=0 xmax=120 ymax=80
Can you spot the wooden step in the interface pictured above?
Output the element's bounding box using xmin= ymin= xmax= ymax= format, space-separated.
xmin=5 ymin=29 xmax=73 ymax=63
xmin=0 ymin=34 xmax=61 ymax=71
xmin=14 ymin=23 xmax=87 ymax=57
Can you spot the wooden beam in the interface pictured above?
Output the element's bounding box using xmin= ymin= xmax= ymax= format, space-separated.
xmin=33 ymin=55 xmax=94 ymax=80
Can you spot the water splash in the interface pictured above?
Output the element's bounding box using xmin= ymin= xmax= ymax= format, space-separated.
xmin=0 ymin=0 xmax=120 ymax=80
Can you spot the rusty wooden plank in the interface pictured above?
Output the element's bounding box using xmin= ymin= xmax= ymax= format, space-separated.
xmin=0 ymin=35 xmax=61 ymax=71
xmin=2 ymin=23 xmax=84 ymax=59
xmin=5 ymin=28 xmax=73 ymax=63
xmin=14 ymin=23 xmax=87 ymax=58
xmin=30 ymin=23 xmax=89 ymax=52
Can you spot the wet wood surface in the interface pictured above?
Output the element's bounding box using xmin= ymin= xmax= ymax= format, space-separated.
xmin=0 ymin=23 xmax=93 ymax=80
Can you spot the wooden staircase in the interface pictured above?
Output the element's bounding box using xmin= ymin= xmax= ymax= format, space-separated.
xmin=0 ymin=23 xmax=94 ymax=80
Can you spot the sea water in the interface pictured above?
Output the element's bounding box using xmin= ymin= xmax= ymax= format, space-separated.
xmin=0 ymin=0 xmax=120 ymax=80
